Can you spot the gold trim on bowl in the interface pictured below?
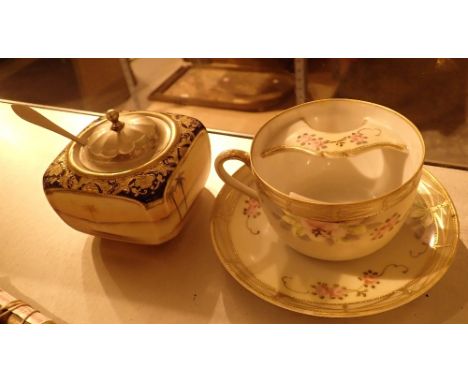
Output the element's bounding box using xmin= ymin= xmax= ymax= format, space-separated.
xmin=256 ymin=171 xmax=422 ymax=222
xmin=261 ymin=142 xmax=408 ymax=159
xmin=250 ymin=98 xmax=426 ymax=221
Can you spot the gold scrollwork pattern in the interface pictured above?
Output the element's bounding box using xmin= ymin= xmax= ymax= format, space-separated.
xmin=43 ymin=113 xmax=205 ymax=204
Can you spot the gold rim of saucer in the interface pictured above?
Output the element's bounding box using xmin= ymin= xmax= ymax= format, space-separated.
xmin=210 ymin=165 xmax=458 ymax=318
xmin=250 ymin=98 xmax=426 ymax=221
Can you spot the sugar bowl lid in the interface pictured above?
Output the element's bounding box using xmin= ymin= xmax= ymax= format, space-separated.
xmin=68 ymin=109 xmax=179 ymax=177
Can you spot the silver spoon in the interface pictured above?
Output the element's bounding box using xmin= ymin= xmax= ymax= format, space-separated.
xmin=11 ymin=104 xmax=87 ymax=146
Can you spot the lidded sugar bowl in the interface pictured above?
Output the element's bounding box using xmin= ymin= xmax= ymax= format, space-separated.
xmin=43 ymin=109 xmax=211 ymax=244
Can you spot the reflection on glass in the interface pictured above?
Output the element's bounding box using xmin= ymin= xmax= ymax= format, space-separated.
xmin=0 ymin=58 xmax=467 ymax=168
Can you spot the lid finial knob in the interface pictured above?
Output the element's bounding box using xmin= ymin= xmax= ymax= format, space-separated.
xmin=106 ymin=109 xmax=125 ymax=132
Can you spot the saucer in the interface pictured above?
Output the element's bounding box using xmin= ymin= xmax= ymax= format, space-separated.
xmin=211 ymin=166 xmax=459 ymax=318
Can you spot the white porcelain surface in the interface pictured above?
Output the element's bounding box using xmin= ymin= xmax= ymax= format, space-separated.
xmin=44 ymin=113 xmax=211 ymax=245
xmin=211 ymin=166 xmax=459 ymax=317
xmin=259 ymin=187 xmax=417 ymax=261
xmin=215 ymin=99 xmax=425 ymax=260
xmin=252 ymin=99 xmax=424 ymax=202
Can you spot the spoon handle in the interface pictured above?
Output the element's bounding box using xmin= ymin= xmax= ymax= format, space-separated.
xmin=11 ymin=104 xmax=87 ymax=146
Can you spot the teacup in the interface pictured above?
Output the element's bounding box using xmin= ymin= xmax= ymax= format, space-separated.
xmin=215 ymin=99 xmax=425 ymax=261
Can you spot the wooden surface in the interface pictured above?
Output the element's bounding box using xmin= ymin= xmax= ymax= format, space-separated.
xmin=0 ymin=100 xmax=467 ymax=323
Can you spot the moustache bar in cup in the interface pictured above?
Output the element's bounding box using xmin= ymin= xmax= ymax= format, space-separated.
xmin=215 ymin=99 xmax=425 ymax=261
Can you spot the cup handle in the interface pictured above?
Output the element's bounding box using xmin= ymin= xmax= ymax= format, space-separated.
xmin=214 ymin=149 xmax=259 ymax=200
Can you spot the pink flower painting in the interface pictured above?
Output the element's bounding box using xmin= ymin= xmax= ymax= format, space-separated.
xmin=312 ymin=282 xmax=348 ymax=300
xmin=296 ymin=133 xmax=329 ymax=150
xmin=370 ymin=212 xmax=401 ymax=240
xmin=348 ymin=132 xmax=368 ymax=145
xmin=301 ymin=218 xmax=347 ymax=242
